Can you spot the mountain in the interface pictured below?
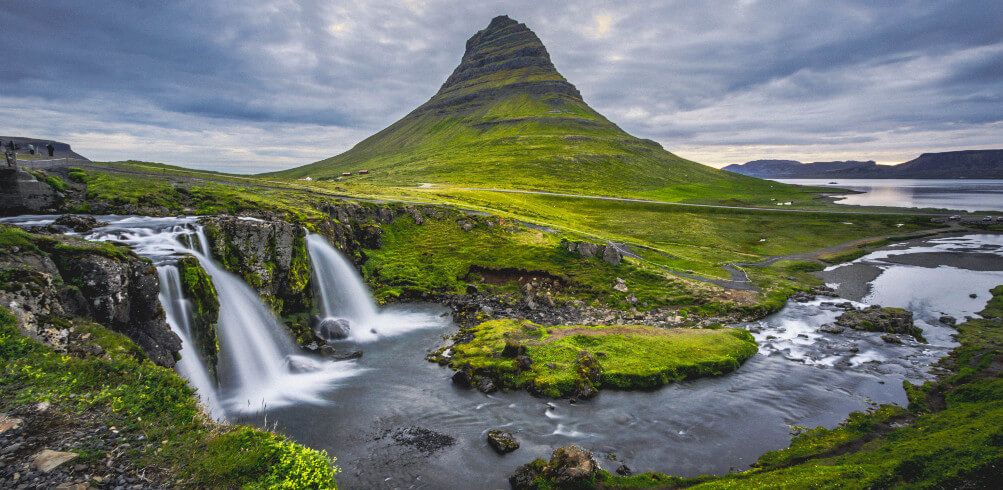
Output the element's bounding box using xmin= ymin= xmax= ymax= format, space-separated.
xmin=722 ymin=160 xmax=878 ymax=178
xmin=271 ymin=16 xmax=789 ymax=201
xmin=724 ymin=150 xmax=1003 ymax=179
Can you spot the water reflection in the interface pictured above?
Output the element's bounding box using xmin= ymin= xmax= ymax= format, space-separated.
xmin=775 ymin=179 xmax=1003 ymax=212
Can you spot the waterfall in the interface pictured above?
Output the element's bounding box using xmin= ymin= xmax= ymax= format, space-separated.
xmin=157 ymin=265 xmax=225 ymax=420
xmin=79 ymin=218 xmax=358 ymax=416
xmin=306 ymin=233 xmax=443 ymax=342
xmin=306 ymin=234 xmax=379 ymax=324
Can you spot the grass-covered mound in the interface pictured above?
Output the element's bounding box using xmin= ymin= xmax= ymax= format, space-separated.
xmin=0 ymin=306 xmax=339 ymax=488
xmin=535 ymin=285 xmax=1003 ymax=488
xmin=446 ymin=319 xmax=758 ymax=398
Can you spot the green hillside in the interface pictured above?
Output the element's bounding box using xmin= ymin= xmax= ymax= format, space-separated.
xmin=270 ymin=16 xmax=813 ymax=204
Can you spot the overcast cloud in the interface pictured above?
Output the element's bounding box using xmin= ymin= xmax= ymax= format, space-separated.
xmin=2 ymin=0 xmax=1000 ymax=173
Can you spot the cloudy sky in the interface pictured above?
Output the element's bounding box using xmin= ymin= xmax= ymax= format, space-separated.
xmin=3 ymin=0 xmax=1000 ymax=173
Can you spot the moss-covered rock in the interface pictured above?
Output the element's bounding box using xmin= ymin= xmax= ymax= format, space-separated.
xmin=446 ymin=319 xmax=758 ymax=398
xmin=200 ymin=216 xmax=314 ymax=342
xmin=177 ymin=255 xmax=220 ymax=377
xmin=836 ymin=305 xmax=925 ymax=342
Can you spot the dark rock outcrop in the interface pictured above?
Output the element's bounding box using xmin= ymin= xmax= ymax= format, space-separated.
xmin=50 ymin=214 xmax=105 ymax=233
xmin=836 ymin=305 xmax=925 ymax=342
xmin=200 ymin=217 xmax=312 ymax=329
xmin=0 ymin=228 xmax=180 ymax=366
xmin=0 ymin=167 xmax=57 ymax=215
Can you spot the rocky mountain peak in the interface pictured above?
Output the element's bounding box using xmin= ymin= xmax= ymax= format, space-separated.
xmin=431 ymin=15 xmax=581 ymax=105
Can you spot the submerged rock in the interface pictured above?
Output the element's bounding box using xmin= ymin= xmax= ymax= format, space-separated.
xmin=818 ymin=323 xmax=845 ymax=334
xmin=486 ymin=429 xmax=520 ymax=454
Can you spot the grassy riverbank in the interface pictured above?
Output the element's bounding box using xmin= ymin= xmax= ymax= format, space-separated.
xmin=542 ymin=285 xmax=1003 ymax=488
xmin=0 ymin=306 xmax=339 ymax=488
xmin=446 ymin=319 xmax=758 ymax=398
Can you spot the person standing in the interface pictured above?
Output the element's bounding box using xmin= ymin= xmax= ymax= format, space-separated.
xmin=46 ymin=142 xmax=54 ymax=157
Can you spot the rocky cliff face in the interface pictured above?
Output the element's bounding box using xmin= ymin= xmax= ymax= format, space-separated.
xmin=0 ymin=226 xmax=181 ymax=366
xmin=0 ymin=167 xmax=58 ymax=215
xmin=199 ymin=216 xmax=313 ymax=342
xmin=176 ymin=255 xmax=220 ymax=377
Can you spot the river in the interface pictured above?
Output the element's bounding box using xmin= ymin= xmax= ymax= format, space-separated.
xmin=3 ymin=215 xmax=1001 ymax=489
xmin=776 ymin=179 xmax=1003 ymax=212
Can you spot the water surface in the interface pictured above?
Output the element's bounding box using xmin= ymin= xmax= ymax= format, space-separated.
xmin=775 ymin=179 xmax=1003 ymax=212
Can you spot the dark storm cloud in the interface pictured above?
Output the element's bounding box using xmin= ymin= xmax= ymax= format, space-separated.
xmin=1 ymin=0 xmax=1000 ymax=172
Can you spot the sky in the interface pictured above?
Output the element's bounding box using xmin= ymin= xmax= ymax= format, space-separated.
xmin=2 ymin=0 xmax=1001 ymax=173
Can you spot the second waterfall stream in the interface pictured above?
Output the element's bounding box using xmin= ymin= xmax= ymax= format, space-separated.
xmin=74 ymin=216 xmax=439 ymax=420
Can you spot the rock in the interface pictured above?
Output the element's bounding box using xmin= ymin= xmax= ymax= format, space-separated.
xmin=327 ymin=349 xmax=363 ymax=361
xmin=0 ymin=167 xmax=57 ymax=213
xmin=32 ymin=449 xmax=79 ymax=472
xmin=315 ymin=318 xmax=351 ymax=340
xmin=818 ymin=324 xmax=845 ymax=334
xmin=616 ymin=464 xmax=632 ymax=476
xmin=459 ymin=220 xmax=475 ymax=231
xmin=501 ymin=340 xmax=526 ymax=358
xmin=969 ymin=293 xmax=978 ymax=299
xmin=0 ymin=414 xmax=23 ymax=434
xmin=791 ymin=291 xmax=815 ymax=302
xmin=477 ymin=377 xmax=498 ymax=394
xmin=486 ymin=429 xmax=520 ymax=454
xmin=509 ymin=460 xmax=546 ymax=490
xmin=451 ymin=369 xmax=473 ymax=388
xmin=52 ymin=214 xmax=107 ymax=233
xmin=515 ymin=355 xmax=533 ymax=371
xmin=546 ymin=445 xmax=599 ymax=486
xmin=613 ymin=277 xmax=628 ymax=292
xmin=602 ymin=245 xmax=622 ymax=266
xmin=836 ymin=305 xmax=925 ymax=342
xmin=881 ymin=334 xmax=903 ymax=344
xmin=939 ymin=315 xmax=957 ymax=326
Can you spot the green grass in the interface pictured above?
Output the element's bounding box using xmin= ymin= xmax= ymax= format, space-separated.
xmin=447 ymin=319 xmax=758 ymax=397
xmin=0 ymin=306 xmax=339 ymax=488
xmin=361 ymin=215 xmax=711 ymax=309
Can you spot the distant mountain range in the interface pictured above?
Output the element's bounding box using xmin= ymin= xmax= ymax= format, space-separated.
xmin=723 ymin=150 xmax=1003 ymax=179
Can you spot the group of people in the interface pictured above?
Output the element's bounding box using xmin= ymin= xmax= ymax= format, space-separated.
xmin=1 ymin=139 xmax=56 ymax=167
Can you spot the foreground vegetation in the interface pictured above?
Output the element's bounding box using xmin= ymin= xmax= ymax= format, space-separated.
xmin=522 ymin=285 xmax=1003 ymax=488
xmin=445 ymin=319 xmax=758 ymax=398
xmin=0 ymin=306 xmax=339 ymax=488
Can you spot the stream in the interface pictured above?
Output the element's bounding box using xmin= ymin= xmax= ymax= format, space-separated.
xmin=3 ymin=215 xmax=1001 ymax=489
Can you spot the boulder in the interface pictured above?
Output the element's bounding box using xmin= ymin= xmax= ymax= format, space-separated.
xmin=601 ymin=245 xmax=622 ymax=266
xmin=477 ymin=377 xmax=498 ymax=394
xmin=818 ymin=324 xmax=845 ymax=334
xmin=547 ymin=445 xmax=599 ymax=486
xmin=451 ymin=368 xmax=473 ymax=388
xmin=939 ymin=315 xmax=957 ymax=326
xmin=51 ymin=214 xmax=106 ymax=233
xmin=316 ymin=317 xmax=351 ymax=340
xmin=486 ymin=429 xmax=520 ymax=454
xmin=836 ymin=305 xmax=925 ymax=342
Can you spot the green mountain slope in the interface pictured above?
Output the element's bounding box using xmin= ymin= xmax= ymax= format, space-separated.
xmin=272 ymin=16 xmax=805 ymax=203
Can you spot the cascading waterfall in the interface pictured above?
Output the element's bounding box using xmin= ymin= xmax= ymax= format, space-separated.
xmin=78 ymin=217 xmax=358 ymax=416
xmin=157 ymin=265 xmax=225 ymax=420
xmin=306 ymin=234 xmax=378 ymax=324
xmin=306 ymin=233 xmax=443 ymax=342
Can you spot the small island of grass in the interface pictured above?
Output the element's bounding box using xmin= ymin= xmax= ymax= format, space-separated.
xmin=445 ymin=319 xmax=758 ymax=398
